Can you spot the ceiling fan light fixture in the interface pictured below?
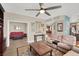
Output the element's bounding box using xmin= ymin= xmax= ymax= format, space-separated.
xmin=40 ymin=10 xmax=45 ymax=13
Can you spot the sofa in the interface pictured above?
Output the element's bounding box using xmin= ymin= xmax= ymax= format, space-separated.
xmin=45 ymin=34 xmax=76 ymax=53
xmin=63 ymin=50 xmax=79 ymax=56
xmin=10 ymin=32 xmax=27 ymax=39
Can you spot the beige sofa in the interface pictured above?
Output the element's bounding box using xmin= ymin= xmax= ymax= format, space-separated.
xmin=64 ymin=46 xmax=79 ymax=56
xmin=64 ymin=50 xmax=79 ymax=56
xmin=46 ymin=34 xmax=76 ymax=45
xmin=46 ymin=34 xmax=77 ymax=53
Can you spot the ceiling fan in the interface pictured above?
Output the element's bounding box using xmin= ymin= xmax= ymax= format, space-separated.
xmin=25 ymin=3 xmax=61 ymax=17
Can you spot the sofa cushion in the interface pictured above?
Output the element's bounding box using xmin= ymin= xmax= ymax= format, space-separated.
xmin=58 ymin=42 xmax=71 ymax=50
xmin=62 ymin=35 xmax=76 ymax=46
xmin=46 ymin=39 xmax=53 ymax=44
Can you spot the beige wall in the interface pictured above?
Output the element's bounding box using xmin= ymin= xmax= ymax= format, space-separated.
xmin=9 ymin=22 xmax=27 ymax=33
xmin=46 ymin=15 xmax=65 ymax=35
xmin=4 ymin=12 xmax=46 ymax=47
xmin=54 ymin=16 xmax=64 ymax=35
xmin=46 ymin=15 xmax=70 ymax=35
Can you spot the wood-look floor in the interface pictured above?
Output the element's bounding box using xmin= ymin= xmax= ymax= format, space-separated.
xmin=3 ymin=38 xmax=64 ymax=56
xmin=3 ymin=37 xmax=29 ymax=56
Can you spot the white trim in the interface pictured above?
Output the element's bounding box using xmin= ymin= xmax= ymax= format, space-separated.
xmin=6 ymin=20 xmax=10 ymax=47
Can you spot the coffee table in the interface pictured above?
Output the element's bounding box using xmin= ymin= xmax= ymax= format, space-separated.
xmin=30 ymin=42 xmax=52 ymax=56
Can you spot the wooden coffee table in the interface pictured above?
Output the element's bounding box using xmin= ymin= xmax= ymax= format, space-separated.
xmin=30 ymin=42 xmax=52 ymax=56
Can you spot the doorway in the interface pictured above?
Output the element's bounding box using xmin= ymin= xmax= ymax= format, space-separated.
xmin=4 ymin=21 xmax=29 ymax=56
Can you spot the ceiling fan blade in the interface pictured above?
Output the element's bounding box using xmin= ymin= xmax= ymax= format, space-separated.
xmin=45 ymin=11 xmax=51 ymax=16
xmin=25 ymin=9 xmax=40 ymax=11
xmin=45 ymin=5 xmax=61 ymax=10
xmin=39 ymin=3 xmax=43 ymax=8
xmin=36 ymin=12 xmax=40 ymax=17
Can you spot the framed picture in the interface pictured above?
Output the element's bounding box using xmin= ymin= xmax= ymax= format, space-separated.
xmin=57 ymin=23 xmax=63 ymax=32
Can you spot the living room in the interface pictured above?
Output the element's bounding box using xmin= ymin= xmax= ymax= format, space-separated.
xmin=0 ymin=3 xmax=79 ymax=56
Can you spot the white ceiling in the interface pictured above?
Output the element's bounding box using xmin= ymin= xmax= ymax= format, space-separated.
xmin=1 ymin=3 xmax=79 ymax=20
